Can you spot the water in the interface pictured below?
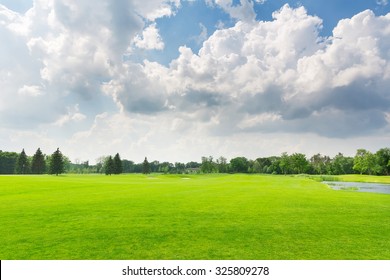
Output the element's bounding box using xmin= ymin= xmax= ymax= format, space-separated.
xmin=323 ymin=181 xmax=390 ymax=195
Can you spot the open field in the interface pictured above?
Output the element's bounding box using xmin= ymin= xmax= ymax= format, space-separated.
xmin=0 ymin=174 xmax=389 ymax=260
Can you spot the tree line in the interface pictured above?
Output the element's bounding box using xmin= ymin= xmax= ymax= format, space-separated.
xmin=0 ymin=147 xmax=389 ymax=176
xmin=0 ymin=148 xmax=65 ymax=175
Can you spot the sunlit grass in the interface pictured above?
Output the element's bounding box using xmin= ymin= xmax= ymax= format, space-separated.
xmin=0 ymin=174 xmax=389 ymax=259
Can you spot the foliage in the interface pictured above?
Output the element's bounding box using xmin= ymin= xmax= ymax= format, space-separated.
xmin=353 ymin=149 xmax=380 ymax=175
xmin=310 ymin=154 xmax=331 ymax=175
xmin=216 ymin=156 xmax=228 ymax=173
xmin=376 ymin=148 xmax=390 ymax=175
xmin=113 ymin=153 xmax=123 ymax=174
xmin=142 ymin=157 xmax=150 ymax=174
xmin=289 ymin=153 xmax=309 ymax=174
xmin=2 ymin=147 xmax=390 ymax=176
xmin=279 ymin=152 xmax=290 ymax=174
xmin=15 ymin=149 xmax=29 ymax=174
xmin=330 ymin=153 xmax=354 ymax=175
xmin=230 ymin=157 xmax=249 ymax=173
xmin=122 ymin=159 xmax=135 ymax=173
xmin=104 ymin=156 xmax=114 ymax=175
xmin=200 ymin=156 xmax=217 ymax=173
xmin=31 ymin=148 xmax=46 ymax=174
xmin=49 ymin=148 xmax=64 ymax=176
xmin=0 ymin=151 xmax=18 ymax=174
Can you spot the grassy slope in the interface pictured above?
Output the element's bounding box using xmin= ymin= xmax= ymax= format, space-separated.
xmin=0 ymin=174 xmax=389 ymax=260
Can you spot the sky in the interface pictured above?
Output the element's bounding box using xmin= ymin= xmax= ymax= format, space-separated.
xmin=0 ymin=0 xmax=390 ymax=164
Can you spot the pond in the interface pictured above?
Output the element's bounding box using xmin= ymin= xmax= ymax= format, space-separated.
xmin=323 ymin=181 xmax=390 ymax=195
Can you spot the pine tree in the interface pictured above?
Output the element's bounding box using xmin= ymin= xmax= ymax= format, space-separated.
xmin=15 ymin=149 xmax=29 ymax=174
xmin=104 ymin=156 xmax=114 ymax=175
xmin=31 ymin=148 xmax=46 ymax=174
xmin=113 ymin=153 xmax=123 ymax=174
xmin=143 ymin=157 xmax=150 ymax=174
xmin=49 ymin=148 xmax=64 ymax=176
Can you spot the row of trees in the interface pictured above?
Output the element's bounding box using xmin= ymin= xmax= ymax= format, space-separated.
xmin=199 ymin=148 xmax=390 ymax=176
xmin=102 ymin=156 xmax=156 ymax=175
xmin=0 ymin=148 xmax=65 ymax=175
xmin=1 ymin=147 xmax=389 ymax=176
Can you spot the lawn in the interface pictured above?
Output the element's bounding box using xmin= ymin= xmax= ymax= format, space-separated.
xmin=0 ymin=174 xmax=389 ymax=259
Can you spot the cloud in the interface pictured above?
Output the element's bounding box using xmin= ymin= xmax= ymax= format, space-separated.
xmin=214 ymin=0 xmax=256 ymax=22
xmin=134 ymin=23 xmax=165 ymax=50
xmin=1 ymin=1 xmax=390 ymax=162
xmin=0 ymin=0 xmax=180 ymax=125
xmin=191 ymin=23 xmax=208 ymax=45
xmin=115 ymin=4 xmax=390 ymax=140
xmin=53 ymin=104 xmax=87 ymax=127
xmin=17 ymin=85 xmax=44 ymax=97
xmin=377 ymin=0 xmax=388 ymax=6
xmin=133 ymin=0 xmax=181 ymax=21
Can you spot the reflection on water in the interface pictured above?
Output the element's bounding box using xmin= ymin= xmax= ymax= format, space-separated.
xmin=323 ymin=181 xmax=390 ymax=195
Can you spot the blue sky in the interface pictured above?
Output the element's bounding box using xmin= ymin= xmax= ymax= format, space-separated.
xmin=1 ymin=0 xmax=390 ymax=163
xmin=138 ymin=0 xmax=390 ymax=65
xmin=130 ymin=0 xmax=390 ymax=65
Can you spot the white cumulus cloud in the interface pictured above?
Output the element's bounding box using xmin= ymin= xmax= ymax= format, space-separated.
xmin=134 ymin=23 xmax=165 ymax=50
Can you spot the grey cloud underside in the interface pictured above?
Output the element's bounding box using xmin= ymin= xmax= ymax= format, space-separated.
xmin=234 ymin=79 xmax=390 ymax=137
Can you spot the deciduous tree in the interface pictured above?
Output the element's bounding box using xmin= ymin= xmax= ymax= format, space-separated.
xmin=376 ymin=148 xmax=390 ymax=175
xmin=230 ymin=157 xmax=249 ymax=173
xmin=201 ymin=156 xmax=217 ymax=173
xmin=289 ymin=153 xmax=309 ymax=174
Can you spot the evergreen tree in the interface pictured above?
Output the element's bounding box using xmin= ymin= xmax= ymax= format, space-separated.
xmin=143 ymin=157 xmax=150 ymax=174
xmin=49 ymin=148 xmax=64 ymax=176
xmin=113 ymin=153 xmax=123 ymax=174
xmin=104 ymin=156 xmax=114 ymax=175
xmin=31 ymin=148 xmax=46 ymax=174
xmin=15 ymin=149 xmax=29 ymax=174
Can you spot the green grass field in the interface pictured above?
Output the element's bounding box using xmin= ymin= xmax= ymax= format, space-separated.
xmin=0 ymin=174 xmax=389 ymax=260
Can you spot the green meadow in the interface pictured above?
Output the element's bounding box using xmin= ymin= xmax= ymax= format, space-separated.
xmin=0 ymin=174 xmax=389 ymax=260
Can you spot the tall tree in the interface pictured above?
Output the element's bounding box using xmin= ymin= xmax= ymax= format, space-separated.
xmin=31 ymin=148 xmax=46 ymax=174
xmin=279 ymin=152 xmax=290 ymax=174
xmin=252 ymin=160 xmax=262 ymax=173
xmin=289 ymin=153 xmax=309 ymax=174
xmin=376 ymin=148 xmax=390 ymax=175
xmin=256 ymin=157 xmax=272 ymax=173
xmin=216 ymin=156 xmax=228 ymax=173
xmin=113 ymin=153 xmax=123 ymax=174
xmin=104 ymin=156 xmax=114 ymax=175
xmin=310 ymin=153 xmax=331 ymax=175
xmin=49 ymin=148 xmax=64 ymax=176
xmin=15 ymin=149 xmax=29 ymax=174
xmin=353 ymin=149 xmax=380 ymax=175
xmin=331 ymin=153 xmax=354 ymax=175
xmin=230 ymin=157 xmax=249 ymax=173
xmin=201 ymin=156 xmax=216 ymax=173
xmin=143 ymin=157 xmax=150 ymax=174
